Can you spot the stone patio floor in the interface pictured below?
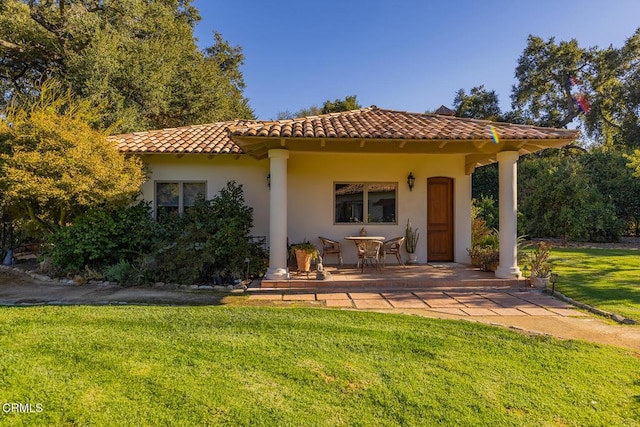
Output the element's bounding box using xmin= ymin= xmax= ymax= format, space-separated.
xmin=247 ymin=289 xmax=589 ymax=318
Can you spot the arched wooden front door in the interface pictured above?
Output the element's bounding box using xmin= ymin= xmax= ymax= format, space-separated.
xmin=427 ymin=177 xmax=454 ymax=262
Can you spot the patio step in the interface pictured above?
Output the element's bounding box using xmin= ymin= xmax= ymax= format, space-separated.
xmin=252 ymin=278 xmax=525 ymax=292
xmin=251 ymin=264 xmax=528 ymax=292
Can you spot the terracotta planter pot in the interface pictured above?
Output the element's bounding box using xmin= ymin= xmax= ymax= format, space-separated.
xmin=530 ymin=276 xmax=550 ymax=289
xmin=294 ymin=249 xmax=313 ymax=272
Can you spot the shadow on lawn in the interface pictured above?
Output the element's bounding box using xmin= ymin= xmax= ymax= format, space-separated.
xmin=0 ymin=268 xmax=230 ymax=306
xmin=552 ymin=249 xmax=640 ymax=319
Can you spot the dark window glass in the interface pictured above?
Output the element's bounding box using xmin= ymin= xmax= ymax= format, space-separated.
xmin=367 ymin=183 xmax=397 ymax=223
xmin=335 ymin=183 xmax=397 ymax=224
xmin=335 ymin=183 xmax=364 ymax=223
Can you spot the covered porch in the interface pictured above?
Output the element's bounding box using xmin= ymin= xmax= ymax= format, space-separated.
xmin=230 ymin=107 xmax=579 ymax=283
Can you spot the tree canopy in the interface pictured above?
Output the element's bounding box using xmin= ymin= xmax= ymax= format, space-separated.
xmin=0 ymin=0 xmax=253 ymax=132
xmin=459 ymin=28 xmax=640 ymax=238
xmin=276 ymin=95 xmax=362 ymax=119
xmin=0 ymin=81 xmax=145 ymax=235
xmin=453 ymin=86 xmax=503 ymax=121
xmin=512 ymin=30 xmax=640 ymax=147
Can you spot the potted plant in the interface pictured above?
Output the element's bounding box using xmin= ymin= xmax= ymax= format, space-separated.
xmin=289 ymin=242 xmax=319 ymax=273
xmin=524 ymin=241 xmax=552 ymax=288
xmin=405 ymin=219 xmax=419 ymax=264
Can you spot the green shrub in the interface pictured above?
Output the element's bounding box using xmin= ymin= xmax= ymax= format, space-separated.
xmin=473 ymin=195 xmax=499 ymax=230
xmin=146 ymin=181 xmax=267 ymax=285
xmin=47 ymin=182 xmax=268 ymax=285
xmin=47 ymin=201 xmax=156 ymax=273
xmin=519 ymin=156 xmax=625 ymax=242
xmin=104 ymin=260 xmax=133 ymax=284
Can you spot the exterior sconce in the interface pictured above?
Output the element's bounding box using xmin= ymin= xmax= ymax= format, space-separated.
xmin=266 ymin=173 xmax=271 ymax=188
xmin=407 ymin=172 xmax=415 ymax=191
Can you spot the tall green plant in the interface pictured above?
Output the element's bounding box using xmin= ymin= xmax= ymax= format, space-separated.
xmin=405 ymin=219 xmax=419 ymax=254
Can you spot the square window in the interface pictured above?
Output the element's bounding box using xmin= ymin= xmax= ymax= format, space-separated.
xmin=155 ymin=181 xmax=206 ymax=219
xmin=334 ymin=182 xmax=397 ymax=224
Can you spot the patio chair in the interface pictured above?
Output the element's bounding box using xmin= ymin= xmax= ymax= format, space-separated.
xmin=382 ymin=236 xmax=405 ymax=267
xmin=355 ymin=240 xmax=384 ymax=272
xmin=318 ymin=236 xmax=343 ymax=266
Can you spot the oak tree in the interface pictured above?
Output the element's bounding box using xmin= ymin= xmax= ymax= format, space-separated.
xmin=0 ymin=0 xmax=253 ymax=132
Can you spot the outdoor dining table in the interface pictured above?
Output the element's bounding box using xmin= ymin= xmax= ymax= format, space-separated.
xmin=344 ymin=236 xmax=386 ymax=243
xmin=344 ymin=236 xmax=386 ymax=268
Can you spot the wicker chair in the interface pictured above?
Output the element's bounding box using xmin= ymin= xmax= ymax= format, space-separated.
xmin=382 ymin=236 xmax=405 ymax=267
xmin=318 ymin=236 xmax=343 ymax=266
xmin=355 ymin=240 xmax=384 ymax=272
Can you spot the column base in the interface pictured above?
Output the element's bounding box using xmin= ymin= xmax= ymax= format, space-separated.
xmin=265 ymin=267 xmax=290 ymax=280
xmin=495 ymin=266 xmax=522 ymax=279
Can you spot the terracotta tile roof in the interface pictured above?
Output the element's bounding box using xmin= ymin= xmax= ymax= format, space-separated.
xmin=109 ymin=120 xmax=258 ymax=154
xmin=110 ymin=107 xmax=578 ymax=156
xmin=230 ymin=106 xmax=578 ymax=141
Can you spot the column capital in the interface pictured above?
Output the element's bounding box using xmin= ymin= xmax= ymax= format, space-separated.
xmin=268 ymin=148 xmax=289 ymax=159
xmin=496 ymin=151 xmax=519 ymax=162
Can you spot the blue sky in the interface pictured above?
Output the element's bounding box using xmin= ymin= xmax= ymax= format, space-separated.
xmin=191 ymin=0 xmax=639 ymax=120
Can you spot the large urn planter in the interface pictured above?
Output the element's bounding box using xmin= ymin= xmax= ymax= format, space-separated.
xmin=530 ymin=276 xmax=550 ymax=289
xmin=524 ymin=241 xmax=553 ymax=289
xmin=294 ymin=249 xmax=313 ymax=272
xmin=290 ymin=242 xmax=320 ymax=273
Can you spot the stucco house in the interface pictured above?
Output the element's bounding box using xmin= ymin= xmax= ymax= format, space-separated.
xmin=110 ymin=106 xmax=578 ymax=280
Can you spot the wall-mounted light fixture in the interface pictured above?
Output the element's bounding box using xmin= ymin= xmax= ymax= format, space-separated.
xmin=266 ymin=173 xmax=271 ymax=188
xmin=407 ymin=172 xmax=415 ymax=192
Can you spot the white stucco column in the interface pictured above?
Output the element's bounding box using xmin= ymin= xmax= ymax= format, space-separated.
xmin=265 ymin=149 xmax=290 ymax=280
xmin=495 ymin=151 xmax=522 ymax=279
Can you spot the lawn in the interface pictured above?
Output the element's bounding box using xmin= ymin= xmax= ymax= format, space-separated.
xmin=549 ymin=248 xmax=640 ymax=321
xmin=0 ymin=306 xmax=639 ymax=426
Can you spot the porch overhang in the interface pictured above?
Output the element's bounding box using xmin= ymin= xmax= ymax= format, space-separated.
xmin=230 ymin=135 xmax=576 ymax=174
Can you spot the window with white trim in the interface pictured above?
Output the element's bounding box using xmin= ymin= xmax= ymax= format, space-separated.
xmin=334 ymin=182 xmax=397 ymax=224
xmin=155 ymin=181 xmax=206 ymax=219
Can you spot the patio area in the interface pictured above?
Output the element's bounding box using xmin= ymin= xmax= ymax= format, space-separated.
xmin=253 ymin=263 xmax=524 ymax=292
xmin=248 ymin=263 xmax=588 ymax=321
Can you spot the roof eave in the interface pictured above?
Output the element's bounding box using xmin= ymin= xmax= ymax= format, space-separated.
xmin=230 ymin=135 xmax=578 ymax=160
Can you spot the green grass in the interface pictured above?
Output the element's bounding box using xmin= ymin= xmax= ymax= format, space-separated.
xmin=0 ymin=306 xmax=639 ymax=426
xmin=549 ymin=248 xmax=640 ymax=320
